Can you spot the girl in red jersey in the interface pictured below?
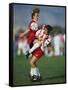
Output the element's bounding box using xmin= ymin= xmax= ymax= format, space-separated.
xmin=20 ymin=8 xmax=40 ymax=48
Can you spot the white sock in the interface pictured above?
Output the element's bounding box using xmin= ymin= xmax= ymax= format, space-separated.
xmin=29 ymin=43 xmax=40 ymax=53
xmin=33 ymin=67 xmax=40 ymax=76
xmin=30 ymin=67 xmax=40 ymax=76
xmin=36 ymin=68 xmax=40 ymax=77
xmin=30 ymin=68 xmax=34 ymax=76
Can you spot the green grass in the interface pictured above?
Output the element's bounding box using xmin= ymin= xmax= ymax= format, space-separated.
xmin=13 ymin=54 xmax=66 ymax=86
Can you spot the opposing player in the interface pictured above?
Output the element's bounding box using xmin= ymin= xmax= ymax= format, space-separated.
xmin=29 ymin=25 xmax=53 ymax=81
xmin=20 ymin=8 xmax=40 ymax=50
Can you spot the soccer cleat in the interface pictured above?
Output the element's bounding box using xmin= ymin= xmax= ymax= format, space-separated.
xmin=29 ymin=74 xmax=35 ymax=81
xmin=37 ymin=76 xmax=42 ymax=81
xmin=33 ymin=75 xmax=37 ymax=80
xmin=33 ymin=75 xmax=42 ymax=81
xmin=32 ymin=75 xmax=41 ymax=82
xmin=29 ymin=74 xmax=42 ymax=82
xmin=31 ymin=75 xmax=38 ymax=81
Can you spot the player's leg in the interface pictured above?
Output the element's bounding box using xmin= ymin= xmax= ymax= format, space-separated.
xmin=26 ymin=40 xmax=42 ymax=58
xmin=29 ymin=47 xmax=44 ymax=81
xmin=29 ymin=56 xmax=40 ymax=80
xmin=29 ymin=39 xmax=42 ymax=54
xmin=29 ymin=43 xmax=40 ymax=54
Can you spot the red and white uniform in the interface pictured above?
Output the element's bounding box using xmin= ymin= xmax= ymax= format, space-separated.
xmin=28 ymin=20 xmax=38 ymax=46
xmin=32 ymin=35 xmax=52 ymax=59
xmin=35 ymin=29 xmax=47 ymax=41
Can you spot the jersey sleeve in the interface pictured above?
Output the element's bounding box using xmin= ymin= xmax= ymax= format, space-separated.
xmin=30 ymin=22 xmax=38 ymax=31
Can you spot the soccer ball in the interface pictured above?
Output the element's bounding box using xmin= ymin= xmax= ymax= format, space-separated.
xmin=29 ymin=75 xmax=41 ymax=81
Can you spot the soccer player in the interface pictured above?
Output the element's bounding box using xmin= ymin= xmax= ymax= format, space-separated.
xmin=29 ymin=25 xmax=53 ymax=81
xmin=20 ymin=8 xmax=40 ymax=49
xmin=27 ymin=25 xmax=52 ymax=57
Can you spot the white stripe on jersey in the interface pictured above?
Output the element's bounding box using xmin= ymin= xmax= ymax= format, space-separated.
xmin=35 ymin=29 xmax=47 ymax=40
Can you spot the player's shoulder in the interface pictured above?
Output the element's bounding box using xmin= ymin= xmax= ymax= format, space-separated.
xmin=29 ymin=20 xmax=38 ymax=31
xmin=29 ymin=20 xmax=36 ymax=25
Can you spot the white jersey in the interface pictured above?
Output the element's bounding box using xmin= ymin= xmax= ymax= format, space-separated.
xmin=35 ymin=29 xmax=47 ymax=41
xmin=41 ymin=35 xmax=52 ymax=51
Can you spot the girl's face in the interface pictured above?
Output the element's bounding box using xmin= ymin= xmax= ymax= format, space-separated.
xmin=34 ymin=13 xmax=40 ymax=21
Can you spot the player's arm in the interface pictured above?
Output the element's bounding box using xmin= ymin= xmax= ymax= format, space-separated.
xmin=23 ymin=29 xmax=30 ymax=35
xmin=20 ymin=29 xmax=30 ymax=37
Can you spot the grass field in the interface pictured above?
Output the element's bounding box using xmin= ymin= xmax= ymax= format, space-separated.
xmin=13 ymin=54 xmax=66 ymax=86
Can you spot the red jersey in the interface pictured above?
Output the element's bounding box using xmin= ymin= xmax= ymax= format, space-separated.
xmin=28 ymin=20 xmax=38 ymax=45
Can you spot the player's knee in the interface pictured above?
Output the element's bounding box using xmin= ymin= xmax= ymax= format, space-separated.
xmin=30 ymin=60 xmax=34 ymax=66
